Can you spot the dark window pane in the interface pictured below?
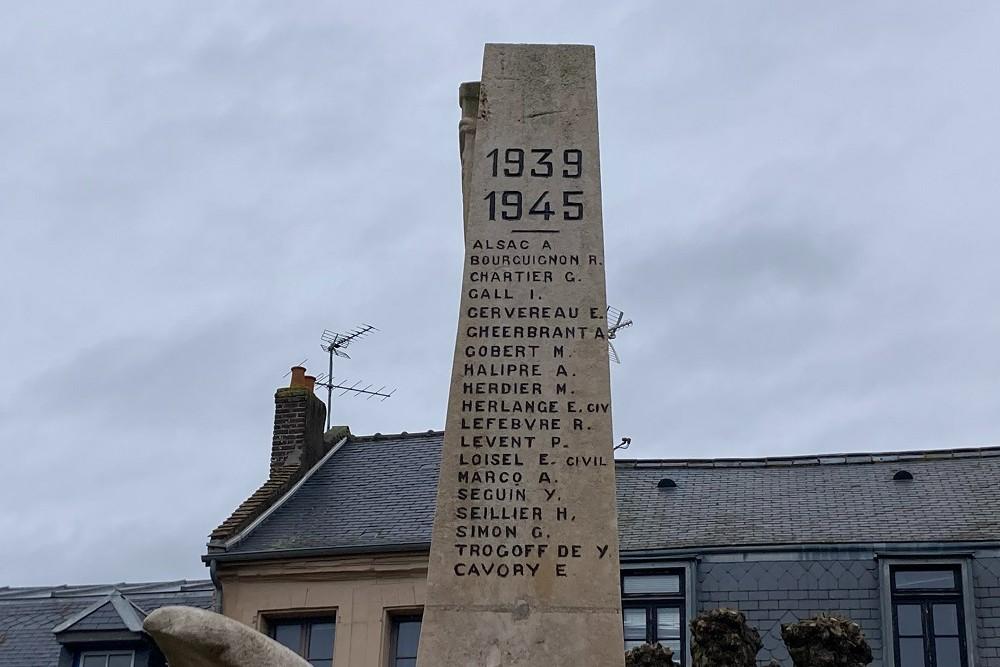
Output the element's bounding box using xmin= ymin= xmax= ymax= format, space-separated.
xmin=895 ymin=569 xmax=956 ymax=590
xmin=309 ymin=661 xmax=332 ymax=667
xmin=625 ymin=640 xmax=646 ymax=651
xmin=108 ymin=656 xmax=133 ymax=667
xmin=899 ymin=637 xmax=926 ymax=667
xmin=274 ymin=622 xmax=302 ymax=653
xmin=933 ymin=604 xmax=959 ymax=636
xmin=623 ymin=608 xmax=647 ymax=640
xmin=82 ymin=657 xmax=106 ymax=667
xmin=308 ymin=622 xmax=335 ymax=659
xmin=623 ymin=574 xmax=680 ymax=595
xmin=897 ymin=604 xmax=923 ymax=636
xmin=656 ymin=607 xmax=681 ymax=639
xmin=395 ymin=660 xmax=417 ymax=667
xmin=935 ymin=637 xmax=961 ymax=667
xmin=395 ymin=620 xmax=421 ymax=658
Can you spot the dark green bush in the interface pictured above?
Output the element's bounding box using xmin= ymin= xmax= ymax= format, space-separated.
xmin=781 ymin=615 xmax=873 ymax=667
xmin=690 ymin=608 xmax=762 ymax=667
xmin=625 ymin=642 xmax=675 ymax=667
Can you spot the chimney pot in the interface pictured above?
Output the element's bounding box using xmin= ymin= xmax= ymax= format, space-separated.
xmin=289 ymin=366 xmax=307 ymax=388
xmin=304 ymin=375 xmax=316 ymax=392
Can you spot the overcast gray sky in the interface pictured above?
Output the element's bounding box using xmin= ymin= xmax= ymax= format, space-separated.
xmin=2 ymin=1 xmax=999 ymax=586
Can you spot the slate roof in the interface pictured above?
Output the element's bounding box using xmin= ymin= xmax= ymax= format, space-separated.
xmin=217 ymin=431 xmax=442 ymax=557
xmin=53 ymin=591 xmax=145 ymax=633
xmin=210 ymin=431 xmax=1000 ymax=561
xmin=210 ymin=426 xmax=352 ymax=542
xmin=616 ymin=449 xmax=1000 ymax=551
xmin=65 ymin=600 xmax=130 ymax=632
xmin=0 ymin=580 xmax=214 ymax=667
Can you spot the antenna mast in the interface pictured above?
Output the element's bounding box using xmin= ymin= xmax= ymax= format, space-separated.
xmin=315 ymin=324 xmax=395 ymax=429
xmin=606 ymin=306 xmax=634 ymax=364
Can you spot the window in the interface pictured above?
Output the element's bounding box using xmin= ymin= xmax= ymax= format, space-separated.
xmin=621 ymin=570 xmax=684 ymax=665
xmin=270 ymin=617 xmax=336 ymax=667
xmin=78 ymin=651 xmax=134 ymax=667
xmin=891 ymin=566 xmax=967 ymax=667
xmin=389 ymin=614 xmax=422 ymax=667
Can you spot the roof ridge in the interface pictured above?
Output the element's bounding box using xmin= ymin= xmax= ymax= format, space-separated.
xmin=617 ymin=444 xmax=1000 ymax=469
xmin=344 ymin=431 xmax=1000 ymax=465
xmin=108 ymin=590 xmax=147 ymax=632
xmin=350 ymin=429 xmax=444 ymax=442
xmin=0 ymin=580 xmax=214 ymax=600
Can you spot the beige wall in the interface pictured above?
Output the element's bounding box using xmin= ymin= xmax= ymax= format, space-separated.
xmin=217 ymin=551 xmax=429 ymax=667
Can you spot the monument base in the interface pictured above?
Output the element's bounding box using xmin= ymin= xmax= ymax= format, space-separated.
xmin=418 ymin=607 xmax=626 ymax=665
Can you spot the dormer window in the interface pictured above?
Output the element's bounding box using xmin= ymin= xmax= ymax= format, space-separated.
xmin=52 ymin=590 xmax=147 ymax=667
xmin=78 ymin=650 xmax=134 ymax=667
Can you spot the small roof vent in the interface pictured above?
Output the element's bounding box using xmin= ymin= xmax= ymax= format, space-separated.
xmin=657 ymin=478 xmax=677 ymax=489
xmin=893 ymin=470 xmax=914 ymax=481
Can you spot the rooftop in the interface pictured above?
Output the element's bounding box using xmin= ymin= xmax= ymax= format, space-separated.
xmin=209 ymin=431 xmax=1000 ymax=561
xmin=0 ymin=580 xmax=214 ymax=667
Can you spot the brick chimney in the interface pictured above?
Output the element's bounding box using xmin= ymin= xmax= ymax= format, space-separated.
xmin=208 ymin=366 xmax=341 ymax=546
xmin=270 ymin=366 xmax=328 ymax=473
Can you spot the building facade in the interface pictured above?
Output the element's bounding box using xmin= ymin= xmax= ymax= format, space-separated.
xmin=5 ymin=374 xmax=996 ymax=666
xmin=202 ymin=375 xmax=1000 ymax=667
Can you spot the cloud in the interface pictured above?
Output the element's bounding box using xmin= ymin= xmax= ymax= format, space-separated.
xmin=2 ymin=1 xmax=1000 ymax=584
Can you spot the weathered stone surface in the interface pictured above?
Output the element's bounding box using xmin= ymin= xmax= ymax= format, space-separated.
xmin=625 ymin=643 xmax=676 ymax=667
xmin=143 ymin=605 xmax=310 ymax=667
xmin=417 ymin=43 xmax=624 ymax=666
xmin=781 ymin=615 xmax=874 ymax=667
xmin=690 ymin=608 xmax=762 ymax=667
xmin=459 ymin=80 xmax=480 ymax=239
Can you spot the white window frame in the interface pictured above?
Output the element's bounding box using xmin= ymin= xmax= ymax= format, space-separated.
xmin=621 ymin=560 xmax=697 ymax=666
xmin=878 ymin=556 xmax=977 ymax=667
xmin=77 ymin=650 xmax=136 ymax=667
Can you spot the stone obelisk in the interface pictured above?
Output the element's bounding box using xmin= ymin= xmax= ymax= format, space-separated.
xmin=417 ymin=44 xmax=625 ymax=666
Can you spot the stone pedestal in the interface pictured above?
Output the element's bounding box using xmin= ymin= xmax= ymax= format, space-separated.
xmin=416 ymin=43 xmax=624 ymax=667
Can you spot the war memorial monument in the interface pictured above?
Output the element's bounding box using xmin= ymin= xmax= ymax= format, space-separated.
xmin=416 ymin=43 xmax=625 ymax=666
xmin=143 ymin=43 xmax=626 ymax=667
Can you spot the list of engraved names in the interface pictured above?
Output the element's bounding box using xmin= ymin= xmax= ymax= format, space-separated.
xmin=451 ymin=144 xmax=612 ymax=581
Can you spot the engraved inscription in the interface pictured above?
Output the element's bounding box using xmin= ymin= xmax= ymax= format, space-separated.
xmin=447 ymin=144 xmax=611 ymax=582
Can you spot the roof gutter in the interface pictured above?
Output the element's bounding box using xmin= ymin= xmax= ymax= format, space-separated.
xmin=203 ymin=541 xmax=432 ymax=565
xmin=208 ymin=558 xmax=223 ymax=613
xmin=204 ymin=538 xmax=1000 ymax=566
xmin=620 ymin=540 xmax=1000 ymax=561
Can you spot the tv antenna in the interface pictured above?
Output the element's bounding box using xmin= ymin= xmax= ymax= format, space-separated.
xmin=606 ymin=306 xmax=633 ymax=364
xmin=314 ymin=324 xmax=395 ymax=429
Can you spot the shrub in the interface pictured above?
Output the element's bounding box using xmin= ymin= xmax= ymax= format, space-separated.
xmin=690 ymin=608 xmax=762 ymax=667
xmin=780 ymin=615 xmax=873 ymax=667
xmin=625 ymin=642 xmax=675 ymax=667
